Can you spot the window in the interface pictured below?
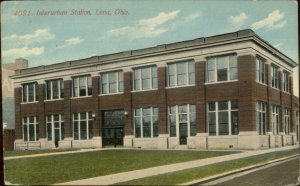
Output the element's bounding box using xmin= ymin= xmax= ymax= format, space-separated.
xmin=46 ymin=114 xmax=64 ymax=141
xmin=168 ymin=104 xmax=196 ymax=137
xmin=133 ymin=66 xmax=157 ymax=91
xmin=168 ymin=61 xmax=195 ymax=87
xmin=101 ymin=71 xmax=123 ymax=94
xmin=256 ymin=57 xmax=265 ymax=84
xmin=283 ymin=72 xmax=290 ymax=93
xmin=46 ymin=79 xmax=64 ymax=100
xmin=207 ymin=100 xmax=238 ymax=136
xmin=256 ymin=101 xmax=266 ymax=135
xmin=206 ymin=54 xmax=237 ymax=83
xmin=134 ymin=107 xmax=158 ymax=138
xmin=73 ymin=112 xmax=93 ymax=140
xmin=283 ymin=108 xmax=290 ymax=134
xmin=271 ymin=65 xmax=279 ymax=89
xmin=23 ymin=116 xmax=39 ymax=141
xmin=22 ymin=83 xmax=38 ymax=102
xmin=72 ymin=76 xmax=92 ymax=97
xmin=271 ymin=105 xmax=280 ymax=135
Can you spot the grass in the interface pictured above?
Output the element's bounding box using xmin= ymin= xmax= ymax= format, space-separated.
xmin=118 ymin=148 xmax=299 ymax=185
xmin=4 ymin=149 xmax=76 ymax=157
xmin=4 ymin=149 xmax=238 ymax=185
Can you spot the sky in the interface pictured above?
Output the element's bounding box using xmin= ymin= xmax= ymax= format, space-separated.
xmin=1 ymin=0 xmax=298 ymax=96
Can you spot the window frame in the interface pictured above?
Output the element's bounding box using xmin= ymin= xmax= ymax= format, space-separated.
xmin=133 ymin=66 xmax=158 ymax=91
xmin=283 ymin=108 xmax=290 ymax=134
xmin=133 ymin=107 xmax=158 ymax=138
xmin=45 ymin=79 xmax=64 ymax=100
xmin=167 ymin=61 xmax=195 ymax=87
xmin=282 ymin=71 xmax=290 ymax=93
xmin=256 ymin=101 xmax=266 ymax=135
xmin=256 ymin=57 xmax=266 ymax=84
xmin=22 ymin=83 xmax=38 ymax=103
xmin=72 ymin=75 xmax=92 ymax=97
xmin=100 ymin=71 xmax=124 ymax=95
xmin=270 ymin=65 xmax=279 ymax=89
xmin=46 ymin=114 xmax=64 ymax=141
xmin=206 ymin=54 xmax=238 ymax=83
xmin=271 ymin=105 xmax=280 ymax=135
xmin=207 ymin=100 xmax=238 ymax=136
xmin=167 ymin=104 xmax=197 ymax=137
xmin=72 ymin=112 xmax=93 ymax=140
xmin=22 ymin=116 xmax=39 ymax=141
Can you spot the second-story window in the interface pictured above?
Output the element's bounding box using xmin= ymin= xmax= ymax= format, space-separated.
xmin=206 ymin=54 xmax=237 ymax=83
xmin=72 ymin=76 xmax=92 ymax=97
xmin=46 ymin=79 xmax=64 ymax=100
xmin=100 ymin=71 xmax=123 ymax=94
xmin=256 ymin=57 xmax=265 ymax=84
xmin=133 ymin=66 xmax=157 ymax=91
xmin=271 ymin=65 xmax=279 ymax=89
xmin=168 ymin=61 xmax=195 ymax=87
xmin=283 ymin=71 xmax=290 ymax=93
xmin=22 ymin=83 xmax=38 ymax=103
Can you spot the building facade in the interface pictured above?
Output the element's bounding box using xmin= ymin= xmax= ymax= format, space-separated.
xmin=12 ymin=29 xmax=299 ymax=150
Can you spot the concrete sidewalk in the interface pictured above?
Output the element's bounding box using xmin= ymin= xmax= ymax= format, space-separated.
xmin=56 ymin=145 xmax=299 ymax=185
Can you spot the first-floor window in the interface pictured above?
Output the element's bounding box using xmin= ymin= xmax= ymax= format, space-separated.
xmin=46 ymin=114 xmax=65 ymax=141
xmin=73 ymin=112 xmax=93 ymax=140
xmin=283 ymin=108 xmax=290 ymax=134
xmin=256 ymin=101 xmax=266 ymax=135
xmin=168 ymin=104 xmax=196 ymax=137
xmin=271 ymin=105 xmax=280 ymax=135
xmin=207 ymin=100 xmax=238 ymax=136
xmin=23 ymin=116 xmax=39 ymax=141
xmin=134 ymin=107 xmax=158 ymax=138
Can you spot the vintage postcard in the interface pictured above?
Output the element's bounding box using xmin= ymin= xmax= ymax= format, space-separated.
xmin=1 ymin=0 xmax=299 ymax=185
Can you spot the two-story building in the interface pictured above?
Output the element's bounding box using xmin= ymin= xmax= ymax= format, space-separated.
xmin=11 ymin=29 xmax=299 ymax=150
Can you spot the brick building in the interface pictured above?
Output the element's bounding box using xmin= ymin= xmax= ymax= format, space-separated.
xmin=11 ymin=29 xmax=299 ymax=150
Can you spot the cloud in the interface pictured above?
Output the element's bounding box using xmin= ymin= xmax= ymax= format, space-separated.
xmin=2 ymin=29 xmax=55 ymax=45
xmin=251 ymin=10 xmax=286 ymax=30
xmin=106 ymin=10 xmax=180 ymax=39
xmin=228 ymin=12 xmax=248 ymax=28
xmin=57 ymin=37 xmax=84 ymax=49
xmin=183 ymin=12 xmax=201 ymax=23
xmin=2 ymin=47 xmax=44 ymax=58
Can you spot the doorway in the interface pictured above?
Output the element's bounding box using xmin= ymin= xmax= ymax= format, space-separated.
xmin=102 ymin=110 xmax=125 ymax=147
xmin=179 ymin=123 xmax=187 ymax=145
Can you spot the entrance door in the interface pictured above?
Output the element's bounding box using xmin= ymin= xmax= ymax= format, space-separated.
xmin=54 ymin=128 xmax=60 ymax=147
xmin=46 ymin=114 xmax=64 ymax=148
xmin=179 ymin=123 xmax=187 ymax=145
xmin=102 ymin=110 xmax=125 ymax=147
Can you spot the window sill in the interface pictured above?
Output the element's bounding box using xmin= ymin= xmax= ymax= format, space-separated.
xmin=44 ymin=99 xmax=64 ymax=102
xmin=270 ymin=86 xmax=280 ymax=91
xmin=205 ymin=79 xmax=238 ymax=85
xmin=131 ymin=89 xmax=158 ymax=93
xmin=21 ymin=101 xmax=39 ymax=104
xmin=99 ymin=92 xmax=124 ymax=96
xmin=256 ymin=81 xmax=267 ymax=86
xmin=70 ymin=96 xmax=93 ymax=99
xmin=208 ymin=135 xmax=238 ymax=138
xmin=134 ymin=137 xmax=159 ymax=140
xmin=166 ymin=84 xmax=195 ymax=89
xmin=282 ymin=91 xmax=291 ymax=95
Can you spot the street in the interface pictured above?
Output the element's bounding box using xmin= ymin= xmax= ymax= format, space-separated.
xmin=200 ymin=157 xmax=300 ymax=186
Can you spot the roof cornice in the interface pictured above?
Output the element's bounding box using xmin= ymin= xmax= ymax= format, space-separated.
xmin=11 ymin=29 xmax=297 ymax=79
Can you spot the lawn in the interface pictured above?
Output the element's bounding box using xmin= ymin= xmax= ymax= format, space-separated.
xmin=4 ymin=149 xmax=77 ymax=157
xmin=119 ymin=148 xmax=299 ymax=185
xmin=4 ymin=149 xmax=238 ymax=185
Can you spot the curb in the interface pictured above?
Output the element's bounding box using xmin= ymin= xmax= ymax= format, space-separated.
xmin=181 ymin=154 xmax=299 ymax=185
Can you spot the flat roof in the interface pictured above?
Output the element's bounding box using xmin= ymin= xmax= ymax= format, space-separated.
xmin=12 ymin=29 xmax=297 ymax=77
